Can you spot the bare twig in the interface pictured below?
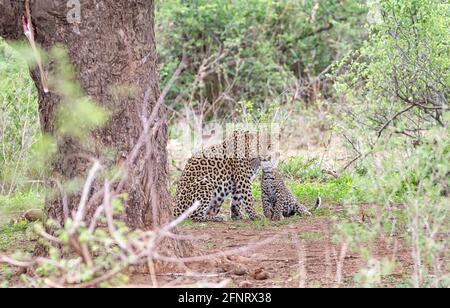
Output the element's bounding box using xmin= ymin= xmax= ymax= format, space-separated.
xmin=376 ymin=105 xmax=416 ymax=138
xmin=340 ymin=134 xmax=363 ymax=172
xmin=71 ymin=160 xmax=101 ymax=231
xmin=159 ymin=202 xmax=200 ymax=234
xmin=23 ymin=0 xmax=49 ymax=93
xmin=334 ymin=241 xmax=349 ymax=288
xmin=290 ymin=233 xmax=307 ymax=288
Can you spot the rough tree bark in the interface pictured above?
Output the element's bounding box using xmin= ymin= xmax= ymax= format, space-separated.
xmin=0 ymin=1 xmax=189 ymax=257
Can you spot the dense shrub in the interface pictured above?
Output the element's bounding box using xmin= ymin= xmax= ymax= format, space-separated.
xmin=0 ymin=39 xmax=39 ymax=193
xmin=334 ymin=0 xmax=449 ymax=287
xmin=336 ymin=0 xmax=449 ymax=143
xmin=156 ymin=0 xmax=367 ymax=120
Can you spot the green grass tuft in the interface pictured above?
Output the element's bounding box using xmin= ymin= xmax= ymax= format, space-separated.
xmin=0 ymin=220 xmax=36 ymax=252
xmin=253 ymin=157 xmax=358 ymax=205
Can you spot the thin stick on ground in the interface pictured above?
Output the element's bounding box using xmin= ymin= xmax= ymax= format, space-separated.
xmin=290 ymin=233 xmax=307 ymax=288
xmin=334 ymin=241 xmax=349 ymax=288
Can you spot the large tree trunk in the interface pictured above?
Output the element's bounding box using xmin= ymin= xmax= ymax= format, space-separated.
xmin=0 ymin=1 xmax=188 ymax=256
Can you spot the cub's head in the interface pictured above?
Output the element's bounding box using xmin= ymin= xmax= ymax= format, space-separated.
xmin=260 ymin=154 xmax=277 ymax=172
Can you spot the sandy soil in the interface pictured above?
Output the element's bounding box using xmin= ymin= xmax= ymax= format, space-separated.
xmin=132 ymin=204 xmax=413 ymax=288
xmin=1 ymin=203 xmax=414 ymax=288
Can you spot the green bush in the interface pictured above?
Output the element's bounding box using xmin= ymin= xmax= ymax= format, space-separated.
xmin=279 ymin=157 xmax=324 ymax=180
xmin=0 ymin=39 xmax=39 ymax=194
xmin=332 ymin=1 xmax=449 ymax=287
xmin=156 ymin=0 xmax=366 ymax=118
xmin=344 ymin=125 xmax=450 ymax=287
xmin=336 ymin=0 xmax=449 ymax=140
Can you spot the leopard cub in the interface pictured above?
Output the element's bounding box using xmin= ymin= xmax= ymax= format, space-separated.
xmin=261 ymin=159 xmax=321 ymax=221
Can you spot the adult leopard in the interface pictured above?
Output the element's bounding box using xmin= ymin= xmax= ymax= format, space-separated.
xmin=174 ymin=129 xmax=275 ymax=222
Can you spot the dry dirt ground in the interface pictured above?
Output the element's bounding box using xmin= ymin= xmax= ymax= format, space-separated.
xmin=133 ymin=203 xmax=413 ymax=288
xmin=1 ymin=203 xmax=413 ymax=288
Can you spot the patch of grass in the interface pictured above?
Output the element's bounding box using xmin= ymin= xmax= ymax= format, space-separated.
xmin=279 ymin=157 xmax=324 ymax=181
xmin=169 ymin=184 xmax=177 ymax=197
xmin=0 ymin=192 xmax=43 ymax=257
xmin=250 ymin=218 xmax=270 ymax=228
xmin=281 ymin=157 xmax=354 ymax=203
xmin=0 ymin=191 xmax=43 ymax=211
xmin=272 ymin=216 xmax=304 ymax=227
xmin=0 ymin=220 xmax=36 ymax=252
xmin=299 ymin=231 xmax=324 ymax=241
xmin=252 ymin=181 xmax=263 ymax=201
xmin=313 ymin=207 xmax=333 ymax=217
xmin=0 ymin=39 xmax=39 ymax=191
xmin=0 ymin=191 xmax=44 ymax=226
xmin=287 ymin=176 xmax=353 ymax=204
xmin=253 ymin=157 xmax=357 ymax=205
xmin=181 ymin=219 xmax=195 ymax=226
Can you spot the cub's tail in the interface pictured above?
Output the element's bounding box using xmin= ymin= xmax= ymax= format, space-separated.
xmin=312 ymin=196 xmax=322 ymax=211
xmin=298 ymin=196 xmax=322 ymax=216
xmin=306 ymin=196 xmax=322 ymax=214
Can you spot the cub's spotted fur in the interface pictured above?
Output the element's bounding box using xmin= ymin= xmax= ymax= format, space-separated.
xmin=261 ymin=160 xmax=321 ymax=221
xmin=174 ymin=130 xmax=274 ymax=222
